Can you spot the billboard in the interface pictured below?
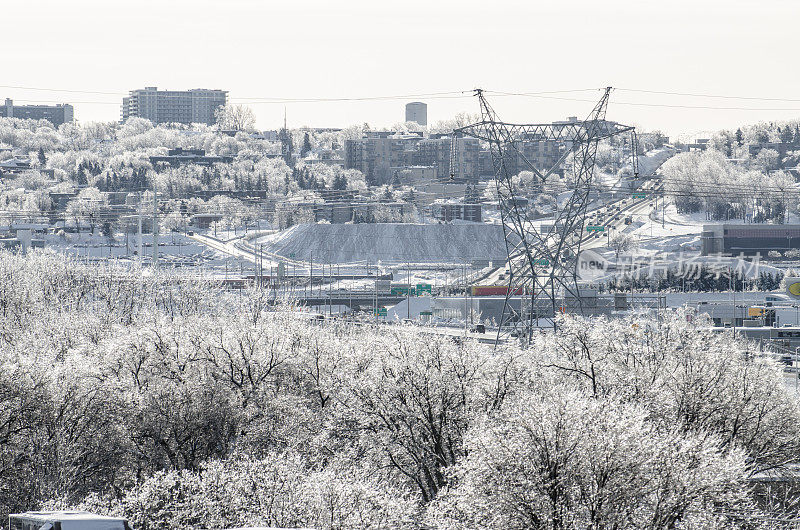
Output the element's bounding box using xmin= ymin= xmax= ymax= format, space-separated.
xmin=787 ymin=277 xmax=800 ymax=299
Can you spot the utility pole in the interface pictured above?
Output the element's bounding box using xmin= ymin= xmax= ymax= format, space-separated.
xmin=151 ymin=186 xmax=158 ymax=269
xmin=328 ymin=262 xmax=332 ymax=317
xmin=730 ymin=266 xmax=736 ymax=337
xmin=137 ymin=193 xmax=143 ymax=266
xmin=463 ymin=262 xmax=468 ymax=334
xmin=407 ymin=262 xmax=411 ymax=321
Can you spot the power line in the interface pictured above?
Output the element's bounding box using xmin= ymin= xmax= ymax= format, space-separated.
xmin=6 ymin=82 xmax=800 ymax=109
xmin=0 ymin=85 xmax=124 ymax=96
xmin=617 ymin=87 xmax=800 ymax=103
xmin=485 ymin=90 xmax=800 ymax=112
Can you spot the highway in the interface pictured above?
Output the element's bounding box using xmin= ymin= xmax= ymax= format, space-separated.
xmin=477 ymin=175 xmax=664 ymax=286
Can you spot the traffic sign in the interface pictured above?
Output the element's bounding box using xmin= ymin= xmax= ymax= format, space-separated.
xmin=586 ymin=225 xmax=605 ymax=232
xmin=416 ymin=283 xmax=432 ymax=294
xmin=632 ymin=192 xmax=646 ymax=199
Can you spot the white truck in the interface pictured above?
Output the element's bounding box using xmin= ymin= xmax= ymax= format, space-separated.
xmin=9 ymin=512 xmax=131 ymax=530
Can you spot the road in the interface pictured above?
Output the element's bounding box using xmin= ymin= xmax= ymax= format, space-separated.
xmin=188 ymin=232 xmax=389 ymax=280
xmin=477 ymin=176 xmax=664 ymax=286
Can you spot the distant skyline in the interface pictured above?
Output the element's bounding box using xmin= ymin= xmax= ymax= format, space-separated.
xmin=4 ymin=0 xmax=800 ymax=137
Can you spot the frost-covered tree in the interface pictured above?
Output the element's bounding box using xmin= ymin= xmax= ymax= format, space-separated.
xmin=608 ymin=232 xmax=636 ymax=259
xmin=0 ymin=253 xmax=795 ymax=525
xmin=427 ymin=390 xmax=749 ymax=529
xmin=215 ymin=104 xmax=256 ymax=132
xmin=65 ymin=186 xmax=106 ymax=231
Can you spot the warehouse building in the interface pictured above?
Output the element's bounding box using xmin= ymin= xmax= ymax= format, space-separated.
xmin=701 ymin=224 xmax=800 ymax=255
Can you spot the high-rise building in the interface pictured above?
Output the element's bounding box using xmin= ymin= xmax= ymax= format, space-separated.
xmin=0 ymin=99 xmax=74 ymax=126
xmin=405 ymin=102 xmax=427 ymax=126
xmin=121 ymin=87 xmax=227 ymax=125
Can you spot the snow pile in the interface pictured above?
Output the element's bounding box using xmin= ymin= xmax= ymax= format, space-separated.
xmin=386 ymin=297 xmax=434 ymax=321
xmin=256 ymin=223 xmax=509 ymax=264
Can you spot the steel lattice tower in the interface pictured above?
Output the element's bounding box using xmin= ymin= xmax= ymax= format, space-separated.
xmin=455 ymin=88 xmax=636 ymax=343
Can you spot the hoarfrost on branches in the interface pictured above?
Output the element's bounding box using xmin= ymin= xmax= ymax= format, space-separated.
xmin=0 ymin=252 xmax=797 ymax=528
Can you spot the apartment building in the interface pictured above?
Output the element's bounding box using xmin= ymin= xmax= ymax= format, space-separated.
xmin=1 ymin=99 xmax=74 ymax=126
xmin=121 ymin=87 xmax=227 ymax=125
xmin=344 ymin=132 xmax=482 ymax=184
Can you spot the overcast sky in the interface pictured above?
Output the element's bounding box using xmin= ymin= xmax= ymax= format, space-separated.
xmin=3 ymin=0 xmax=799 ymax=137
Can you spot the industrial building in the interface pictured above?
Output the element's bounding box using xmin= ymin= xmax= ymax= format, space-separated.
xmin=1 ymin=98 xmax=74 ymax=126
xmin=433 ymin=291 xmax=665 ymax=323
xmin=121 ymin=87 xmax=227 ymax=125
xmin=701 ymin=224 xmax=800 ymax=255
xmin=405 ymin=101 xmax=427 ymax=126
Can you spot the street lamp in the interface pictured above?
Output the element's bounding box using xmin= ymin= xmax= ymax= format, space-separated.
xmin=795 ymin=347 xmax=799 ymax=394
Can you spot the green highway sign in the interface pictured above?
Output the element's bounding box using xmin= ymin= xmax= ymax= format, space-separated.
xmin=375 ymin=307 xmax=388 ymax=316
xmin=534 ymin=258 xmax=550 ymax=266
xmin=632 ymin=192 xmax=646 ymax=199
xmin=586 ymin=225 xmax=605 ymax=232
xmin=416 ymin=283 xmax=432 ymax=294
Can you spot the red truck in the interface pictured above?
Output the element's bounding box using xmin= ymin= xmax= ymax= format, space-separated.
xmin=470 ymin=285 xmax=526 ymax=296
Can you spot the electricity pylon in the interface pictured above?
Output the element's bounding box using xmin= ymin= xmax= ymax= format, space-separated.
xmin=455 ymin=88 xmax=636 ymax=343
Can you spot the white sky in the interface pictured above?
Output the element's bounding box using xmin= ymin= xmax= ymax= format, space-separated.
xmin=3 ymin=0 xmax=800 ymax=137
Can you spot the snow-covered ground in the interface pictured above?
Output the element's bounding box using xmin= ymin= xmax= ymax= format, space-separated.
xmin=44 ymin=231 xmax=210 ymax=265
xmin=623 ymin=203 xmax=704 ymax=256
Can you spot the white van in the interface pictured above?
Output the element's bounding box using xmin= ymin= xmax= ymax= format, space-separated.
xmin=9 ymin=512 xmax=131 ymax=530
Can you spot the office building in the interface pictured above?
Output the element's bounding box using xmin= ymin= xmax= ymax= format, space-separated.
xmin=1 ymin=99 xmax=74 ymax=126
xmin=121 ymin=87 xmax=227 ymax=125
xmin=405 ymin=102 xmax=427 ymax=126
